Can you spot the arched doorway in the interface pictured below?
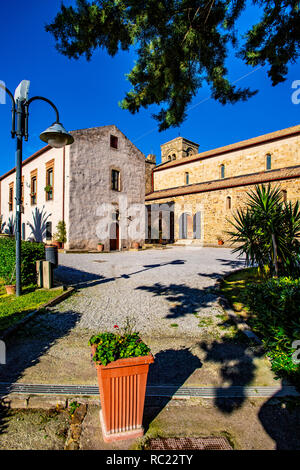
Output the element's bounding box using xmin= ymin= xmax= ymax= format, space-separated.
xmin=193 ymin=212 xmax=201 ymax=239
xmin=109 ymin=221 xmax=119 ymax=251
xmin=179 ymin=213 xmax=193 ymax=239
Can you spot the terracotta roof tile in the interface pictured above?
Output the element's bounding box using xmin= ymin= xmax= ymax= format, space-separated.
xmin=146 ymin=166 xmax=300 ymax=201
xmin=154 ymin=124 xmax=300 ymax=172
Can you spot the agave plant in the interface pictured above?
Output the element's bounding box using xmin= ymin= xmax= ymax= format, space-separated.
xmin=27 ymin=206 xmax=51 ymax=242
xmin=4 ymin=215 xmax=15 ymax=236
xmin=0 ymin=216 xmax=5 ymax=234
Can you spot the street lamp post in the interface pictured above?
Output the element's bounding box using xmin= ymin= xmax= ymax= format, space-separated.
xmin=0 ymin=80 xmax=74 ymax=296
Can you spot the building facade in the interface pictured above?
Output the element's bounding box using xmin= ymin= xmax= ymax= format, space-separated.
xmin=146 ymin=125 xmax=300 ymax=246
xmin=0 ymin=125 xmax=146 ymax=251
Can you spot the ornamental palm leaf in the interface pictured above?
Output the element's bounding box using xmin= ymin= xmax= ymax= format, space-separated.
xmin=27 ymin=207 xmax=51 ymax=242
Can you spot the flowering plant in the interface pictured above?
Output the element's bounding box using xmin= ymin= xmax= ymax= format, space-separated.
xmin=88 ymin=319 xmax=151 ymax=366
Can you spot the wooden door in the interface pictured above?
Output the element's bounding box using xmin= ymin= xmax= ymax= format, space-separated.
xmin=109 ymin=222 xmax=119 ymax=251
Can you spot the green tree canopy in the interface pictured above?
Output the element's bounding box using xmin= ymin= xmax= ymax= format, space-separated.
xmin=46 ymin=0 xmax=300 ymax=130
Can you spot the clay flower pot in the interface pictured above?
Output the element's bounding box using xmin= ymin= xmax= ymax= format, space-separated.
xmin=52 ymin=241 xmax=62 ymax=248
xmin=5 ymin=285 xmax=16 ymax=295
xmin=91 ymin=345 xmax=154 ymax=442
xmin=218 ymin=239 xmax=224 ymax=245
xmin=97 ymin=243 xmax=104 ymax=252
xmin=132 ymin=242 xmax=139 ymax=250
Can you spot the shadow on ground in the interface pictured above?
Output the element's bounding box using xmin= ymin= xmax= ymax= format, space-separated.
xmin=54 ymin=266 xmax=106 ymax=289
xmin=199 ymin=337 xmax=264 ymax=413
xmin=143 ymin=347 xmax=202 ymax=433
xmin=0 ymin=309 xmax=80 ymax=440
xmin=198 ymin=335 xmax=300 ymax=449
xmin=136 ymin=282 xmax=217 ymax=319
xmin=55 ymin=260 xmax=186 ymax=289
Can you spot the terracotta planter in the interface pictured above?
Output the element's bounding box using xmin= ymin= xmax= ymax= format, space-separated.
xmin=5 ymin=285 xmax=16 ymax=295
xmin=131 ymin=242 xmax=140 ymax=250
xmin=91 ymin=345 xmax=154 ymax=442
xmin=97 ymin=244 xmax=104 ymax=252
xmin=218 ymin=240 xmax=224 ymax=246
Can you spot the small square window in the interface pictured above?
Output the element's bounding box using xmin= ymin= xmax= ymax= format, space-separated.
xmin=110 ymin=135 xmax=118 ymax=149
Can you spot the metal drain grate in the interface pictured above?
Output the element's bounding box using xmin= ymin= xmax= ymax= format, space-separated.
xmin=146 ymin=437 xmax=232 ymax=450
xmin=0 ymin=383 xmax=299 ymax=398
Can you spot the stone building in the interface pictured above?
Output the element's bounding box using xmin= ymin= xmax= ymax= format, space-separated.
xmin=0 ymin=125 xmax=146 ymax=251
xmin=145 ymin=125 xmax=300 ymax=246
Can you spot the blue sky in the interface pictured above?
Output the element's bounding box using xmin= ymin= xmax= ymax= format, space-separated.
xmin=0 ymin=0 xmax=299 ymax=176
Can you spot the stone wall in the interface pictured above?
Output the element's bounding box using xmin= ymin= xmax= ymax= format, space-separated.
xmin=68 ymin=125 xmax=146 ymax=251
xmin=155 ymin=133 xmax=300 ymax=191
xmin=145 ymin=155 xmax=156 ymax=195
xmin=160 ymin=137 xmax=199 ymax=164
xmin=146 ymin=178 xmax=300 ymax=246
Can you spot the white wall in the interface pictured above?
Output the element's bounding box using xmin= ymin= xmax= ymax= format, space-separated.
xmin=0 ymin=146 xmax=67 ymax=243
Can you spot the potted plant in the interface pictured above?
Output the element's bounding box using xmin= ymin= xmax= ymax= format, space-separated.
xmin=89 ymin=319 xmax=154 ymax=442
xmin=52 ymin=221 xmax=67 ymax=248
xmin=97 ymin=242 xmax=104 ymax=252
xmin=217 ymin=235 xmax=224 ymax=246
xmin=4 ymin=266 xmax=16 ymax=295
xmin=131 ymin=241 xmax=139 ymax=250
xmin=44 ymin=185 xmax=52 ymax=194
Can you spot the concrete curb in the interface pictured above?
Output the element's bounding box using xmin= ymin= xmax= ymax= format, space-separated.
xmin=215 ymin=268 xmax=262 ymax=345
xmin=0 ymin=393 xmax=99 ymax=410
xmin=0 ymin=286 xmax=75 ymax=341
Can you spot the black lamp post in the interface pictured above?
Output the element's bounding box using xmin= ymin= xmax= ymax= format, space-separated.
xmin=0 ymin=80 xmax=74 ymax=296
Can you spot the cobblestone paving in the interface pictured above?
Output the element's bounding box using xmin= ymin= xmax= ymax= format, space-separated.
xmin=53 ymin=247 xmax=245 ymax=337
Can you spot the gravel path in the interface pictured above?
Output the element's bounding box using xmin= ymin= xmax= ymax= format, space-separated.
xmin=53 ymin=247 xmax=245 ymax=337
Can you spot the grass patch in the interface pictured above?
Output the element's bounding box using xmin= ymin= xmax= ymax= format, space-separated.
xmin=0 ymin=279 xmax=64 ymax=332
xmin=170 ymin=323 xmax=178 ymax=328
xmin=197 ymin=316 xmax=214 ymax=328
xmin=219 ymin=267 xmax=262 ymax=317
xmin=220 ymin=268 xmax=300 ymax=388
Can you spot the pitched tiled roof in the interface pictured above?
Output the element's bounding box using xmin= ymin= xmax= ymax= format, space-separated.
xmin=154 ymin=124 xmax=300 ymax=172
xmin=0 ymin=145 xmax=50 ymax=181
xmin=146 ymin=166 xmax=300 ymax=201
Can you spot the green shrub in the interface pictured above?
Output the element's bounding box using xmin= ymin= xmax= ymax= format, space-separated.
xmin=245 ymin=277 xmax=300 ymax=385
xmin=0 ymin=237 xmax=45 ymax=285
xmin=89 ymin=330 xmax=151 ymax=366
xmin=53 ymin=220 xmax=67 ymax=243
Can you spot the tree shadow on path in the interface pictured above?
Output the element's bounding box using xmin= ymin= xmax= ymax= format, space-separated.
xmin=0 ymin=309 xmax=80 ymax=439
xmin=199 ymin=335 xmax=300 ymax=449
xmin=199 ymin=337 xmax=264 ymax=413
xmin=143 ymin=347 xmax=202 ymax=432
xmin=136 ymin=282 xmax=217 ymax=319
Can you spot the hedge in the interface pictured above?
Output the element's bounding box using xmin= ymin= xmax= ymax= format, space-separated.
xmin=0 ymin=237 xmax=45 ymax=286
xmin=245 ymin=277 xmax=300 ymax=386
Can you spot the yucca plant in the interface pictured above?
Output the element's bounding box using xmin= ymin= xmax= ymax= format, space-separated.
xmin=227 ymin=183 xmax=300 ymax=278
